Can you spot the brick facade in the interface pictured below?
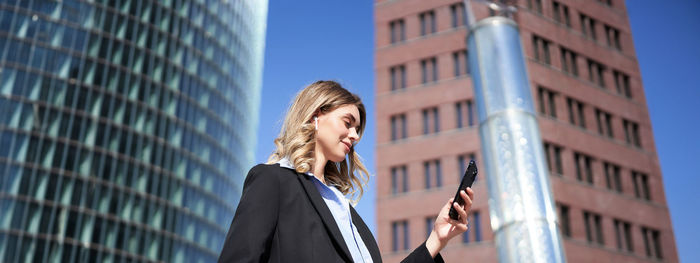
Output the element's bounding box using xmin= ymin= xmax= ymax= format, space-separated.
xmin=374 ymin=0 xmax=678 ymax=262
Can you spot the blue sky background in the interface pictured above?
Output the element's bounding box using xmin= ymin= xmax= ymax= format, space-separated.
xmin=256 ymin=1 xmax=699 ymax=261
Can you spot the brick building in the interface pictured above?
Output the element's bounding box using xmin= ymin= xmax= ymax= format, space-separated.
xmin=374 ymin=0 xmax=677 ymax=262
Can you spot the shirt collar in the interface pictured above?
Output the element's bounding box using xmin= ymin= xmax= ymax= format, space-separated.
xmin=278 ymin=157 xmax=356 ymax=207
xmin=277 ymin=157 xmax=314 ymax=177
xmin=278 ymin=157 xmax=344 ymax=188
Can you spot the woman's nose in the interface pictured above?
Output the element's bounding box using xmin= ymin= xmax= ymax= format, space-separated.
xmin=348 ymin=127 xmax=359 ymax=141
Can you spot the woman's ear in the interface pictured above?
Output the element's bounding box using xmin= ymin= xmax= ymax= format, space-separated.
xmin=311 ymin=110 xmax=323 ymax=130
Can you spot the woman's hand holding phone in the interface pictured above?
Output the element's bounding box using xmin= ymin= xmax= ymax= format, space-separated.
xmin=425 ymin=161 xmax=477 ymax=258
xmin=425 ymin=188 xmax=475 ymax=258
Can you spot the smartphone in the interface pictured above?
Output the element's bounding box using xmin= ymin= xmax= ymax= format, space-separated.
xmin=449 ymin=160 xmax=477 ymax=220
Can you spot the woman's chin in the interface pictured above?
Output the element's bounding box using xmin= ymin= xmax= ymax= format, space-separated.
xmin=328 ymin=154 xmax=346 ymax=163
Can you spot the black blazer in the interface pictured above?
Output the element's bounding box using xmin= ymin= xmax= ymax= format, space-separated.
xmin=218 ymin=164 xmax=444 ymax=263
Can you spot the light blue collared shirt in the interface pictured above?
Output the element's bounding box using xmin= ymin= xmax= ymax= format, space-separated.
xmin=278 ymin=158 xmax=373 ymax=263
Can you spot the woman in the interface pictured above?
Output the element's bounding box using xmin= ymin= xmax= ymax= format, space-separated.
xmin=218 ymin=81 xmax=475 ymax=262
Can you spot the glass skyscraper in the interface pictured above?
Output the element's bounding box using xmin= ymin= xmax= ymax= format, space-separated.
xmin=0 ymin=0 xmax=267 ymax=262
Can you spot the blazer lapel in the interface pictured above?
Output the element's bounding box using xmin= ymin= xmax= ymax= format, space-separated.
xmin=350 ymin=206 xmax=382 ymax=263
xmin=296 ymin=172 xmax=354 ymax=262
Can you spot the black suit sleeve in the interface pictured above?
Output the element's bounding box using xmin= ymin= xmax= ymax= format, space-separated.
xmin=218 ymin=165 xmax=280 ymax=263
xmin=400 ymin=242 xmax=445 ymax=263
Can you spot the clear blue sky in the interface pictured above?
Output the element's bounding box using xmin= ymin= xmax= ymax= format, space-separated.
xmin=256 ymin=1 xmax=700 ymax=261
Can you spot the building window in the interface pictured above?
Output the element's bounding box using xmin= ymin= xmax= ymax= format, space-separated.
xmin=544 ymin=142 xmax=563 ymax=176
xmin=613 ymin=219 xmax=634 ymax=252
xmin=527 ymin=0 xmax=543 ymax=14
xmin=455 ymin=100 xmax=476 ymax=129
xmin=622 ymin=119 xmax=641 ymax=148
xmin=390 ymin=114 xmax=407 ymax=141
xmin=587 ymin=59 xmax=606 ymax=88
xmin=574 ymin=152 xmax=594 ymax=185
xmin=391 ymin=165 xmax=408 ymax=195
xmin=392 ymin=220 xmax=410 ymax=251
xmin=583 ymin=211 xmax=604 ymax=245
xmin=632 ymin=171 xmax=651 ymax=201
xmin=597 ymin=0 xmax=613 ymax=7
xmin=552 ymin=1 xmax=571 ymax=27
xmin=390 ymin=65 xmax=406 ymax=91
xmin=604 ymin=24 xmax=622 ymax=51
xmin=420 ymin=57 xmax=438 ymax=84
xmin=422 ymin=107 xmax=439 ymax=134
xmin=404 ymin=221 xmax=410 ymax=251
xmin=462 ymin=224 xmax=470 ymax=243
xmin=450 ymin=3 xmax=466 ymax=28
xmin=595 ymin=108 xmax=614 ymax=139
xmin=557 ymin=203 xmax=571 ymax=237
xmin=603 ymin=162 xmax=622 ymax=193
xmin=580 ymin=13 xmax=598 ymax=40
xmin=532 ymin=35 xmax=551 ymax=65
xmin=613 ymin=70 xmax=632 ymax=98
xmin=419 ymin=10 xmax=436 ymax=36
xmin=641 ymin=227 xmax=663 ymax=259
xmin=458 ymin=153 xmax=477 ymax=180
xmin=424 ymin=159 xmax=442 ymax=189
xmin=425 ymin=216 xmax=435 ymax=238
xmin=462 ymin=210 xmax=482 ymax=243
xmin=472 ymin=210 xmax=481 ymax=242
xmin=452 ymin=50 xmax=469 ymax=77
xmin=537 ymin=86 xmax=557 ymax=118
xmin=566 ymin=97 xmax=586 ymax=129
xmin=560 ymin=47 xmax=579 ymax=76
xmin=389 ymin=19 xmax=406 ymax=44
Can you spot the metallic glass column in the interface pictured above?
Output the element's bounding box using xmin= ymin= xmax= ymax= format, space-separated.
xmin=467 ymin=16 xmax=566 ymax=263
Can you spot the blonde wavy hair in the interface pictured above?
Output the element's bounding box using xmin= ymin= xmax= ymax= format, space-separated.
xmin=267 ymin=80 xmax=370 ymax=202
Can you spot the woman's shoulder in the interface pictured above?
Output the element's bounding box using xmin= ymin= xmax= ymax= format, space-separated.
xmin=241 ymin=163 xmax=303 ymax=194
xmin=247 ymin=163 xmax=299 ymax=182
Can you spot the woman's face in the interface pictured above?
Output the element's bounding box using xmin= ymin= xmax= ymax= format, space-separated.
xmin=315 ymin=104 xmax=361 ymax=163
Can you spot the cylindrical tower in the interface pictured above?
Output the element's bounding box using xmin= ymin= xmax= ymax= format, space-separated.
xmin=0 ymin=0 xmax=267 ymax=262
xmin=468 ymin=16 xmax=566 ymax=263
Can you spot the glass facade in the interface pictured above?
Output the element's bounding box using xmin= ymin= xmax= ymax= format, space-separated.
xmin=0 ymin=0 xmax=267 ymax=262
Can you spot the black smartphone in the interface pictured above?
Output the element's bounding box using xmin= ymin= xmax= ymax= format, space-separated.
xmin=449 ymin=160 xmax=477 ymax=220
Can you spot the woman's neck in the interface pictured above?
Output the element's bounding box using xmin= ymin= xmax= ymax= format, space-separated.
xmin=313 ymin=154 xmax=327 ymax=185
